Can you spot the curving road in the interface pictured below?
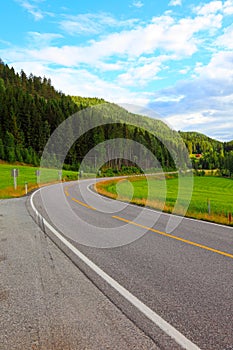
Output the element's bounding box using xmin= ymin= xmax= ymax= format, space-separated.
xmin=31 ymin=178 xmax=233 ymax=350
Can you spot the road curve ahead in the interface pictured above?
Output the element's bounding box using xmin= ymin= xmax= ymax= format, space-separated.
xmin=31 ymin=178 xmax=233 ymax=350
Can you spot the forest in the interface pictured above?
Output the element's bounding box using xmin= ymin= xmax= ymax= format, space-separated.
xmin=180 ymin=131 xmax=233 ymax=176
xmin=0 ymin=59 xmax=232 ymax=177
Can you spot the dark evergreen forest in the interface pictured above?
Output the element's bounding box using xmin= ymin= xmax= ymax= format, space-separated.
xmin=0 ymin=59 xmax=105 ymax=166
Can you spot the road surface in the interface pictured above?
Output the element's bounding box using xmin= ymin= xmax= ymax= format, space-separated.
xmin=30 ymin=178 xmax=233 ymax=350
xmin=0 ymin=197 xmax=159 ymax=350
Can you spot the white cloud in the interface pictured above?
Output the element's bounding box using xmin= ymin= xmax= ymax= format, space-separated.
xmin=16 ymin=0 xmax=44 ymax=20
xmin=88 ymin=15 xmax=200 ymax=58
xmin=2 ymin=10 xmax=221 ymax=71
xmin=27 ymin=32 xmax=63 ymax=47
xmin=117 ymin=55 xmax=172 ymax=86
xmin=131 ymin=1 xmax=144 ymax=8
xmin=194 ymin=51 xmax=233 ymax=81
xmin=194 ymin=0 xmax=233 ymax=16
xmin=214 ymin=93 xmax=233 ymax=103
xmin=179 ymin=67 xmax=190 ymax=74
xmin=166 ymin=112 xmax=216 ymax=129
xmin=154 ymin=95 xmax=185 ymax=102
xmin=60 ymin=13 xmax=138 ymax=35
xmin=215 ymin=24 xmax=233 ymax=48
xmin=149 ymin=50 xmax=233 ymax=140
xmin=223 ymin=0 xmax=233 ymax=14
xmin=0 ymin=39 xmax=12 ymax=46
xmin=169 ymin=0 xmax=182 ymax=6
xmin=194 ymin=1 xmax=222 ymax=16
xmin=58 ymin=12 xmax=222 ymax=63
xmin=96 ymin=61 xmax=124 ymax=72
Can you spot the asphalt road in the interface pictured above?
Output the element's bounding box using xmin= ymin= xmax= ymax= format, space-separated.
xmin=0 ymin=197 xmax=159 ymax=350
xmin=31 ymin=178 xmax=233 ymax=350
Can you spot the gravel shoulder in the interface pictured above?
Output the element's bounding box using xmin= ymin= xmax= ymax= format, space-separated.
xmin=0 ymin=197 xmax=158 ymax=350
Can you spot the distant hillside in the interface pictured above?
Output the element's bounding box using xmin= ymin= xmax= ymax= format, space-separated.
xmin=179 ymin=131 xmax=223 ymax=154
xmin=0 ymin=59 xmax=232 ymax=176
xmin=57 ymin=102 xmax=191 ymax=171
xmin=224 ymin=140 xmax=233 ymax=152
xmin=179 ymin=131 xmax=233 ymax=175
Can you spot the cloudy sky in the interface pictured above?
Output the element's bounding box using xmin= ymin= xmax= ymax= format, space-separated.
xmin=0 ymin=0 xmax=233 ymax=141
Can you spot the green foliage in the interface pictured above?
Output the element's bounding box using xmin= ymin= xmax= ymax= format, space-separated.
xmin=71 ymin=95 xmax=105 ymax=108
xmin=101 ymin=165 xmax=143 ymax=177
xmin=179 ymin=131 xmax=223 ymax=154
xmin=5 ymin=132 xmax=16 ymax=162
xmin=0 ymin=78 xmax=5 ymax=92
xmin=0 ymin=138 xmax=5 ymax=159
xmin=0 ymin=59 xmax=80 ymax=164
xmin=180 ymin=131 xmax=233 ymax=176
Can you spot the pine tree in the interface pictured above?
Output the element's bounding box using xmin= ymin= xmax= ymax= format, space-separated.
xmin=5 ymin=132 xmax=16 ymax=162
xmin=0 ymin=138 xmax=5 ymax=160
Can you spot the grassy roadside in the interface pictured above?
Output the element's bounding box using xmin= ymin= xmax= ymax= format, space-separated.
xmin=0 ymin=162 xmax=80 ymax=198
xmin=95 ymin=175 xmax=233 ymax=226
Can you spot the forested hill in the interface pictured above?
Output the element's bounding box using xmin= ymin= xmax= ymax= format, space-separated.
xmin=0 ymin=59 xmax=104 ymax=165
xmin=0 ymin=59 xmax=232 ymax=176
xmin=180 ymin=131 xmax=233 ymax=175
xmin=0 ymin=59 xmax=187 ymax=171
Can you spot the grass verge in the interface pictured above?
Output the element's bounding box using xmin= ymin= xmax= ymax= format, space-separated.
xmin=95 ymin=175 xmax=233 ymax=226
xmin=0 ymin=162 xmax=80 ymax=198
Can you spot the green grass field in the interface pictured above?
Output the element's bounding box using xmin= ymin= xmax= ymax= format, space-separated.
xmin=0 ymin=162 xmax=79 ymax=198
xmin=96 ymin=175 xmax=233 ymax=225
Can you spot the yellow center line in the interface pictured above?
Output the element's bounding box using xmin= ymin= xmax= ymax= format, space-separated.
xmin=64 ymin=188 xmax=70 ymax=197
xmin=71 ymin=197 xmax=96 ymax=210
xmin=64 ymin=185 xmax=96 ymax=210
xmin=64 ymin=184 xmax=74 ymax=197
xmin=112 ymin=215 xmax=233 ymax=260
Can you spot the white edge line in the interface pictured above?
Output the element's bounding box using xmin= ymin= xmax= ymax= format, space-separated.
xmin=30 ymin=188 xmax=201 ymax=350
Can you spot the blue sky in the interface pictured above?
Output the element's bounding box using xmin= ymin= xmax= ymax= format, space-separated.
xmin=0 ymin=0 xmax=233 ymax=141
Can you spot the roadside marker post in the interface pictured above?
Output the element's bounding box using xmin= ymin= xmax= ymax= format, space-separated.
xmin=207 ymin=199 xmax=211 ymax=215
xmin=36 ymin=170 xmax=41 ymax=184
xmin=58 ymin=170 xmax=62 ymax=181
xmin=11 ymin=168 xmax=19 ymax=190
xmin=25 ymin=182 xmax=28 ymax=195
